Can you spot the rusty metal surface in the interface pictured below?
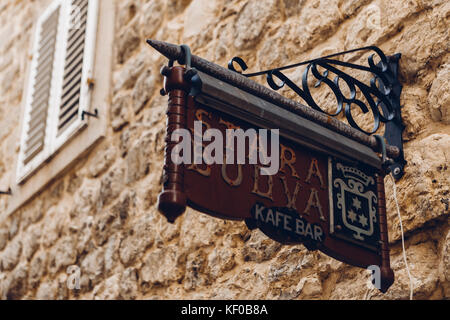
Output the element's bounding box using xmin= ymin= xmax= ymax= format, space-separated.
xmin=147 ymin=39 xmax=400 ymax=159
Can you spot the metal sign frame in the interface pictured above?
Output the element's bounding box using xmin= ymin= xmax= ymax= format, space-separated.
xmin=149 ymin=41 xmax=399 ymax=293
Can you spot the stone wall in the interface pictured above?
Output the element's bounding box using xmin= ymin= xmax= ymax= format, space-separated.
xmin=0 ymin=0 xmax=448 ymax=300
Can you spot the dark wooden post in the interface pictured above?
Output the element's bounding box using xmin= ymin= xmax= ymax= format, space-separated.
xmin=377 ymin=173 xmax=395 ymax=293
xmin=158 ymin=66 xmax=190 ymax=223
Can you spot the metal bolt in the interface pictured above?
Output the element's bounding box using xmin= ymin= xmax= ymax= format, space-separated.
xmin=160 ymin=66 xmax=171 ymax=77
xmin=393 ymin=167 xmax=401 ymax=176
xmin=184 ymin=68 xmax=198 ymax=81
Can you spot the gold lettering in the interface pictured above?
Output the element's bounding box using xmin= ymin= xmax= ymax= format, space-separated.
xmin=219 ymin=118 xmax=240 ymax=164
xmin=304 ymin=188 xmax=325 ymax=221
xmin=191 ymin=109 xmax=211 ymax=141
xmin=195 ymin=109 xmax=212 ymax=128
xmin=280 ymin=144 xmax=300 ymax=179
xmin=305 ymin=158 xmax=325 ymax=188
xmin=279 ymin=175 xmax=302 ymax=210
xmin=187 ymin=163 xmax=211 ymax=177
xmin=219 ymin=118 xmax=240 ymax=130
xmin=186 ymin=134 xmax=211 ymax=177
xmin=222 ymin=163 xmax=243 ymax=187
xmin=252 ymin=165 xmax=274 ymax=201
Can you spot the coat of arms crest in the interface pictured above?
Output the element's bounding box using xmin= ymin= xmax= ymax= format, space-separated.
xmin=329 ymin=160 xmax=381 ymax=251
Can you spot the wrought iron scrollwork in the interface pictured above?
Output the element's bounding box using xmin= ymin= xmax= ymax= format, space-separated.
xmin=228 ymin=46 xmax=406 ymax=179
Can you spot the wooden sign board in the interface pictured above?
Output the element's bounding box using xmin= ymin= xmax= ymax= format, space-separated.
xmin=158 ymin=67 xmax=394 ymax=292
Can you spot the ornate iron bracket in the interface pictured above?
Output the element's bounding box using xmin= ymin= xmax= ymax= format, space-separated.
xmin=228 ymin=46 xmax=406 ymax=179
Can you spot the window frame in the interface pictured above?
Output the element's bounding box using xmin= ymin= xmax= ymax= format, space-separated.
xmin=17 ymin=0 xmax=100 ymax=184
xmin=53 ymin=0 xmax=99 ymax=152
xmin=16 ymin=0 xmax=65 ymax=184
xmin=3 ymin=0 xmax=114 ymax=220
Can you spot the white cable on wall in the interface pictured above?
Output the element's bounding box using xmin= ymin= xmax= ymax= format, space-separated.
xmin=389 ymin=174 xmax=414 ymax=300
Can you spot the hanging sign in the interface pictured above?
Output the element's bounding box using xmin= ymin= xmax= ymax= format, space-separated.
xmin=181 ymin=98 xmax=382 ymax=266
xmin=152 ymin=42 xmax=395 ymax=293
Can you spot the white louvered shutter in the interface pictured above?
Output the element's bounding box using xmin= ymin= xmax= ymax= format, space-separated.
xmin=52 ymin=0 xmax=99 ymax=151
xmin=17 ymin=0 xmax=98 ymax=183
xmin=17 ymin=0 xmax=64 ymax=183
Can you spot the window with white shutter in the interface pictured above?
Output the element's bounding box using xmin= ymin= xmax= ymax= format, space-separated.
xmin=17 ymin=0 xmax=63 ymax=182
xmin=17 ymin=0 xmax=99 ymax=183
xmin=53 ymin=0 xmax=99 ymax=150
